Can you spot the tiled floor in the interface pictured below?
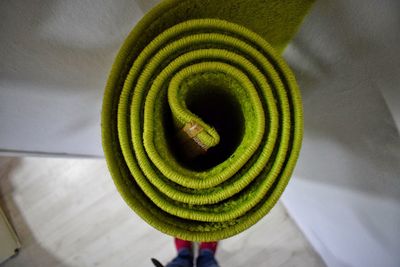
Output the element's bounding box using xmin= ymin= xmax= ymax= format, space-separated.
xmin=0 ymin=157 xmax=325 ymax=267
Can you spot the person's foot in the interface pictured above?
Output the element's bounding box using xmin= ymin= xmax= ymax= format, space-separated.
xmin=165 ymin=248 xmax=193 ymax=267
xmin=164 ymin=239 xmax=193 ymax=267
xmin=197 ymin=242 xmax=220 ymax=267
xmin=196 ymin=249 xmax=220 ymax=267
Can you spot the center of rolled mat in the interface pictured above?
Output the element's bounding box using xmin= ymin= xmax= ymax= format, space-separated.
xmin=102 ymin=18 xmax=303 ymax=241
xmin=171 ymin=71 xmax=246 ymax=169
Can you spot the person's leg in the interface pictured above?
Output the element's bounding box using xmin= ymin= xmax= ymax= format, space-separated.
xmin=199 ymin=242 xmax=218 ymax=253
xmin=174 ymin=238 xmax=192 ymax=252
xmin=165 ymin=238 xmax=193 ymax=267
xmin=196 ymin=242 xmax=220 ymax=267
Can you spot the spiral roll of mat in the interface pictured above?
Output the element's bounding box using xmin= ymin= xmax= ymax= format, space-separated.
xmin=102 ymin=18 xmax=303 ymax=241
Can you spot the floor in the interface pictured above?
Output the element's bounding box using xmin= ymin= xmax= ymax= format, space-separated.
xmin=0 ymin=157 xmax=325 ymax=267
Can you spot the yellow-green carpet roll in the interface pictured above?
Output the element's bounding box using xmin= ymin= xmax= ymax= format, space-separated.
xmin=102 ymin=0 xmax=312 ymax=241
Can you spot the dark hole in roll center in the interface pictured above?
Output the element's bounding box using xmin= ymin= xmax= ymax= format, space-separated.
xmin=172 ymin=84 xmax=245 ymax=171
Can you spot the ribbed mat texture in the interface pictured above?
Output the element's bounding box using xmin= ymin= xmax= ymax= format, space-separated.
xmin=102 ymin=0 xmax=312 ymax=241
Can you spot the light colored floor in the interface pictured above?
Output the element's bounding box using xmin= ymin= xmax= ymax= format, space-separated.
xmin=0 ymin=157 xmax=325 ymax=267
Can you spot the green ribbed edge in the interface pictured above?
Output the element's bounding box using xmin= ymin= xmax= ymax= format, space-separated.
xmin=102 ymin=17 xmax=303 ymax=241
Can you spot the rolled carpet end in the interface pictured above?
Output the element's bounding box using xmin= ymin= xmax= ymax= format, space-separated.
xmin=102 ymin=3 xmax=305 ymax=242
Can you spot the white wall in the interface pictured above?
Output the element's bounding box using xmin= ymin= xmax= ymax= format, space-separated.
xmin=0 ymin=0 xmax=155 ymax=156
xmin=282 ymin=1 xmax=400 ymax=266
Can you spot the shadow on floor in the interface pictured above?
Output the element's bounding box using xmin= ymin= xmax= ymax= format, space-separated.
xmin=0 ymin=157 xmax=69 ymax=267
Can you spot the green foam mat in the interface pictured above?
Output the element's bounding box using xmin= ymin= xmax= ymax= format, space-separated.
xmin=102 ymin=0 xmax=312 ymax=241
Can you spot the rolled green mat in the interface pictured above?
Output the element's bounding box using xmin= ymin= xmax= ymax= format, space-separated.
xmin=102 ymin=0 xmax=312 ymax=241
